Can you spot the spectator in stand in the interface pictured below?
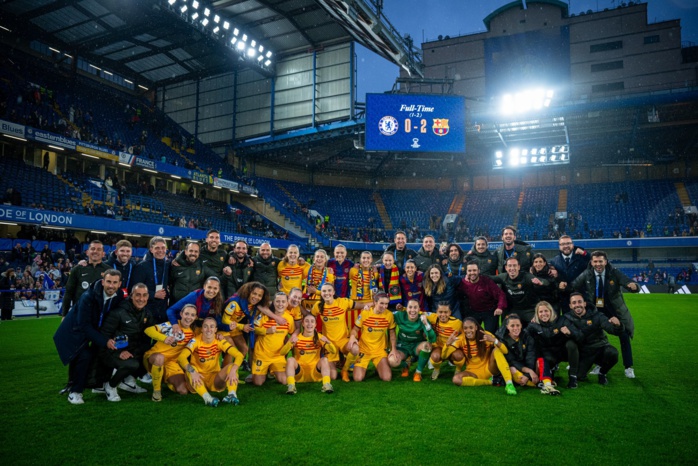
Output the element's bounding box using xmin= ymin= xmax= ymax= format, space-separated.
xmin=0 ymin=268 xmax=18 ymax=320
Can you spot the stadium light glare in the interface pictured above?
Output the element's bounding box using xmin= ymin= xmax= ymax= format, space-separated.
xmin=192 ymin=1 xmax=199 ymax=9
xmin=223 ymin=21 xmax=229 ymax=30
xmin=213 ymin=26 xmax=219 ymax=33
xmin=531 ymin=156 xmax=538 ymax=163
xmin=539 ymin=155 xmax=547 ymax=163
xmin=241 ymin=34 xmax=247 ymax=42
xmin=258 ymin=45 xmax=264 ymax=53
xmin=236 ymin=41 xmax=245 ymax=51
xmin=495 ymin=159 xmax=503 ymax=166
xmin=264 ymin=59 xmax=271 ymax=66
xmin=231 ymin=37 xmax=237 ymax=44
xmin=521 ymin=149 xmax=528 ymax=156
xmin=191 ymin=12 xmax=199 ymax=20
xmin=551 ymin=155 xmax=557 ymax=162
xmin=201 ymin=18 xmax=209 ymax=26
xmin=168 ymin=0 xmax=176 ymax=4
xmin=520 ymin=157 xmax=528 ymax=164
xmin=233 ymin=28 xmax=239 ymax=36
xmin=257 ymin=55 xmax=263 ymax=61
xmin=204 ymin=8 xmax=210 ymax=16
xmin=247 ymin=48 xmax=256 ymax=57
xmin=180 ymin=5 xmax=187 ymax=13
xmin=266 ymin=51 xmax=272 ymax=58
xmin=251 ymin=40 xmax=256 ymax=47
xmin=214 ymin=15 xmax=220 ymax=23
xmin=495 ymin=150 xmax=503 ymax=159
xmin=500 ymin=87 xmax=554 ymax=115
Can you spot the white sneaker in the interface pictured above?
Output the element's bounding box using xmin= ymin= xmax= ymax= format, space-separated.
xmin=589 ymin=365 xmax=601 ymax=375
xmin=427 ymin=361 xmax=434 ymax=370
xmin=68 ymin=392 xmax=84 ymax=405
xmin=119 ymin=380 xmax=147 ymax=394
xmin=624 ymin=367 xmax=636 ymax=379
xmin=104 ymin=382 xmax=121 ymax=402
xmin=138 ymin=373 xmax=153 ymax=384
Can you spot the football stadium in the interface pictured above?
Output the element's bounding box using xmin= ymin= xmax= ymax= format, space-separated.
xmin=0 ymin=0 xmax=697 ymax=464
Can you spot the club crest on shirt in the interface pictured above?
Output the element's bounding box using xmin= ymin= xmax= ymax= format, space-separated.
xmin=587 ymin=320 xmax=592 ymax=325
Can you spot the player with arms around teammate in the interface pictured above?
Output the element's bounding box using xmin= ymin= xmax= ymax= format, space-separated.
xmin=251 ymin=292 xmax=295 ymax=386
xmin=389 ymin=299 xmax=436 ymax=382
xmin=285 ymin=314 xmax=336 ymax=395
xmin=347 ymin=293 xmax=397 ymax=382
xmin=311 ymin=283 xmax=365 ymax=382
xmin=178 ymin=317 xmax=244 ymax=407
xmin=144 ymin=303 xmax=198 ymax=401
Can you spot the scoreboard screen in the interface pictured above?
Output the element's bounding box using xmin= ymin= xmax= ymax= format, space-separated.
xmin=365 ymin=93 xmax=465 ymax=153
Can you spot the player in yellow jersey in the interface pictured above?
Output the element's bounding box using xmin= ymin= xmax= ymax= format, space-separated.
xmin=284 ymin=314 xmax=336 ymax=395
xmin=303 ymin=249 xmax=335 ymax=305
xmin=311 ymin=283 xmax=366 ymax=382
xmin=220 ymin=282 xmax=273 ymax=364
xmin=251 ymin=292 xmax=295 ymax=386
xmin=449 ymin=317 xmax=517 ymax=395
xmin=277 ymin=245 xmax=310 ymax=294
xmin=178 ymin=317 xmax=245 ymax=407
xmin=349 ymin=251 xmax=378 ymax=306
xmin=144 ymin=304 xmax=197 ymax=401
xmin=347 ymin=292 xmax=397 ymax=382
xmin=426 ymin=302 xmax=465 ymax=380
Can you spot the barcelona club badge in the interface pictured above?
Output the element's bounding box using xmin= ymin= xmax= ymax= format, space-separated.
xmin=432 ymin=119 xmax=449 ymax=136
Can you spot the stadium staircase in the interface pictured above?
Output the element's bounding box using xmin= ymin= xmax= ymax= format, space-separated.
xmin=237 ymin=197 xmax=319 ymax=248
xmin=448 ymin=192 xmax=466 ymax=215
xmin=372 ymin=192 xmax=393 ymax=230
xmin=675 ymin=182 xmax=691 ymax=206
xmin=276 ymin=183 xmax=303 ymax=209
xmin=512 ymin=189 xmax=525 ymax=228
xmin=558 ymin=189 xmax=568 ymax=211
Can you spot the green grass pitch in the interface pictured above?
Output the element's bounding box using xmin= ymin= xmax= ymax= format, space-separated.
xmin=1 ymin=295 xmax=696 ymax=465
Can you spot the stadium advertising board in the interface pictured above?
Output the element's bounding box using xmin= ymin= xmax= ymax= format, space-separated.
xmin=365 ymin=94 xmax=465 ymax=153
xmin=0 ymin=119 xmax=25 ymax=138
xmin=0 ymin=206 xmax=293 ymax=249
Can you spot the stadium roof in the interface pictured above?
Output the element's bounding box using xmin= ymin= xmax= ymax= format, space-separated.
xmin=0 ymin=0 xmax=421 ymax=86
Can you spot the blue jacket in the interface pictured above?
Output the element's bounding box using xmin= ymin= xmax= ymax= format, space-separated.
xmin=53 ymin=280 xmax=126 ymax=365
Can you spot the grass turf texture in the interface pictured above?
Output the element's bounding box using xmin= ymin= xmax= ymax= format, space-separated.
xmin=1 ymin=295 xmax=696 ymax=465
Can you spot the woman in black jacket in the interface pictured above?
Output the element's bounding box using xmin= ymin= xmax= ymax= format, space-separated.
xmin=529 ymin=253 xmax=560 ymax=311
xmin=527 ymin=301 xmax=576 ymax=392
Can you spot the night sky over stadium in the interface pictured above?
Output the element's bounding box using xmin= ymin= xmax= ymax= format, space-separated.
xmin=356 ymin=0 xmax=698 ymax=100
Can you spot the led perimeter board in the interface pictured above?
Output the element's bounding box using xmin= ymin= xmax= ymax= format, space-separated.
xmin=365 ymin=94 xmax=465 ymax=153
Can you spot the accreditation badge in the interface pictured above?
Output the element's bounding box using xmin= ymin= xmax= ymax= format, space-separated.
xmin=596 ymin=298 xmax=605 ymax=308
xmin=81 ymin=281 xmax=89 ymax=289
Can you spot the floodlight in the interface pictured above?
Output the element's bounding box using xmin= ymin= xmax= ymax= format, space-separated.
xmin=168 ymin=0 xmax=176 ymax=5
xmin=520 ymin=157 xmax=527 ymax=164
xmin=551 ymin=155 xmax=557 ymax=162
xmin=266 ymin=51 xmax=272 ymax=58
xmin=539 ymin=156 xmax=547 ymax=163
xmin=223 ymin=21 xmax=230 ymax=29
xmin=180 ymin=5 xmax=187 ymax=12
xmin=231 ymin=37 xmax=237 ymax=44
xmin=214 ymin=15 xmax=220 ymax=23
xmin=241 ymin=34 xmax=247 ymax=42
xmin=264 ymin=59 xmax=271 ymax=66
xmin=258 ymin=45 xmax=264 ymax=52
xmin=247 ymin=48 xmax=256 ymax=57
xmin=495 ymin=159 xmax=503 ymax=166
xmin=236 ymin=41 xmax=245 ymax=50
xmin=531 ymin=148 xmax=538 ymax=155
xmin=251 ymin=40 xmax=256 ymax=47
xmin=531 ymin=156 xmax=538 ymax=163
xmin=521 ymin=149 xmax=528 ymax=156
xmin=233 ymin=28 xmax=239 ymax=36
xmin=257 ymin=55 xmax=264 ymax=61
xmin=495 ymin=150 xmax=503 ymax=159
xmin=202 ymin=18 xmax=209 ymax=26
xmin=191 ymin=12 xmax=199 ymax=20
xmin=192 ymin=1 xmax=199 ymax=9
xmin=204 ymin=8 xmax=210 ymax=16
xmin=213 ymin=26 xmax=219 ymax=33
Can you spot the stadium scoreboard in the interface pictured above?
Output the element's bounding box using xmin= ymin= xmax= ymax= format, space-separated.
xmin=365 ymin=94 xmax=466 ymax=153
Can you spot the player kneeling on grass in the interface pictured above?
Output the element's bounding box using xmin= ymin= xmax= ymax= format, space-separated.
xmin=426 ymin=302 xmax=464 ymax=380
xmin=251 ymin=292 xmax=295 ymax=386
xmin=99 ymin=283 xmax=155 ymax=402
xmin=389 ymin=299 xmax=436 ymax=382
xmin=496 ymin=314 xmax=560 ymax=395
xmin=143 ymin=304 xmax=197 ymax=402
xmin=347 ymin=292 xmax=397 ymax=382
xmin=450 ymin=317 xmax=518 ymax=395
xmin=285 ymin=314 xmax=336 ymax=395
xmin=177 ymin=317 xmax=244 ymax=407
xmin=310 ymin=283 xmax=365 ymax=382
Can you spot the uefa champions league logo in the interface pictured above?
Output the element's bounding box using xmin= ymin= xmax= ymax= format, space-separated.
xmin=411 ymin=138 xmax=420 ymax=148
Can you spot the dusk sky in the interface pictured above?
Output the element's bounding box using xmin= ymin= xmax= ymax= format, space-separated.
xmin=355 ymin=0 xmax=698 ymax=101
